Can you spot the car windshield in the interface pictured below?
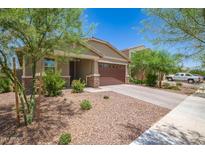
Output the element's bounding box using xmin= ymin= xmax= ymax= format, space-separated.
xmin=185 ymin=73 xmax=192 ymax=76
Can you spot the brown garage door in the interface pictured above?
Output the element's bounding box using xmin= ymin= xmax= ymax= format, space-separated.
xmin=99 ymin=63 xmax=125 ymax=86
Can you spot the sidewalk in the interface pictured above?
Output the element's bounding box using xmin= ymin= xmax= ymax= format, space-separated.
xmin=130 ymin=85 xmax=205 ymax=145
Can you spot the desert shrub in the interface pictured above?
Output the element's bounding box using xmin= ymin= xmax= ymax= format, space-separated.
xmin=129 ymin=77 xmax=145 ymax=84
xmin=163 ymin=82 xmax=170 ymax=89
xmin=58 ymin=133 xmax=71 ymax=145
xmin=129 ymin=77 xmax=135 ymax=83
xmin=26 ymin=114 xmax=33 ymax=124
xmin=176 ymin=82 xmax=182 ymax=87
xmin=80 ymin=99 xmax=92 ymax=110
xmin=71 ymin=79 xmax=86 ymax=93
xmin=145 ymin=73 xmax=158 ymax=87
xmin=168 ymin=85 xmax=180 ymax=90
xmin=43 ymin=71 xmax=65 ymax=96
xmin=163 ymin=83 xmax=180 ymax=90
xmin=0 ymin=76 xmax=11 ymax=93
xmin=103 ymin=95 xmax=109 ymax=99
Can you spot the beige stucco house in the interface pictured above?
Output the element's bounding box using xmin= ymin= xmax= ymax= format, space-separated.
xmin=121 ymin=45 xmax=148 ymax=58
xmin=18 ymin=38 xmax=130 ymax=92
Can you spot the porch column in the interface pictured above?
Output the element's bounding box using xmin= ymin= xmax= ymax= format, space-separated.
xmin=86 ymin=59 xmax=100 ymax=88
xmin=93 ymin=60 xmax=99 ymax=75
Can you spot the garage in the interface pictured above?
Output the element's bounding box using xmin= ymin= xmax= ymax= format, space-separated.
xmin=98 ymin=62 xmax=125 ymax=86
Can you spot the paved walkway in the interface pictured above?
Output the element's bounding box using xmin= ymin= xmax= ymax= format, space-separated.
xmin=85 ymin=84 xmax=187 ymax=109
xmin=131 ymin=84 xmax=205 ymax=145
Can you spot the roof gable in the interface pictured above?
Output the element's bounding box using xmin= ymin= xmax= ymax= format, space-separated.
xmin=86 ymin=38 xmax=129 ymax=62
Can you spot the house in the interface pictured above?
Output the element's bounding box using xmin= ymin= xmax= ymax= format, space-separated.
xmin=17 ymin=37 xmax=130 ymax=92
xmin=121 ymin=45 xmax=148 ymax=58
xmin=121 ymin=45 xmax=149 ymax=81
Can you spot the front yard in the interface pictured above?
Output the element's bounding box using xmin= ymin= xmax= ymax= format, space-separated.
xmin=0 ymin=90 xmax=169 ymax=144
xmin=161 ymin=82 xmax=199 ymax=95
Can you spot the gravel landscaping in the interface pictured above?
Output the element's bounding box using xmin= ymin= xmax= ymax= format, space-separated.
xmin=0 ymin=90 xmax=170 ymax=144
xmin=129 ymin=81 xmax=198 ymax=96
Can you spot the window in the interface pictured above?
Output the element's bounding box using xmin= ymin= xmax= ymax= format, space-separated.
xmin=99 ymin=63 xmax=103 ymax=68
xmin=185 ymin=73 xmax=192 ymax=76
xmin=180 ymin=74 xmax=184 ymax=76
xmin=103 ymin=63 xmax=109 ymax=68
xmin=44 ymin=58 xmax=55 ymax=72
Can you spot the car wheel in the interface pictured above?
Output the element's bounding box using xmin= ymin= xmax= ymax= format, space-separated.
xmin=188 ymin=79 xmax=194 ymax=84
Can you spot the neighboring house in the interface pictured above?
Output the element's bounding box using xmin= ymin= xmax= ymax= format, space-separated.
xmin=121 ymin=45 xmax=149 ymax=80
xmin=17 ymin=37 xmax=130 ymax=92
xmin=121 ymin=45 xmax=148 ymax=58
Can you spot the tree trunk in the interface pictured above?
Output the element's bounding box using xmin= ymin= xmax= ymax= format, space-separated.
xmin=141 ymin=70 xmax=143 ymax=81
xmin=13 ymin=58 xmax=20 ymax=126
xmin=30 ymin=59 xmax=37 ymax=101
xmin=159 ymin=72 xmax=163 ymax=88
xmin=141 ymin=69 xmax=145 ymax=84
xmin=29 ymin=59 xmax=38 ymax=122
xmin=37 ymin=62 xmax=43 ymax=122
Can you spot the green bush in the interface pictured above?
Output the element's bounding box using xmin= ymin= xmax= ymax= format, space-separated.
xmin=129 ymin=77 xmax=145 ymax=84
xmin=58 ymin=133 xmax=71 ymax=145
xmin=43 ymin=71 xmax=65 ymax=97
xmin=146 ymin=73 xmax=158 ymax=87
xmin=80 ymin=99 xmax=92 ymax=110
xmin=0 ymin=76 xmax=11 ymax=93
xmin=71 ymin=79 xmax=86 ymax=93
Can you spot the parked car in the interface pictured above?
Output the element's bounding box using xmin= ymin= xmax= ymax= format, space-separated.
xmin=166 ymin=73 xmax=203 ymax=83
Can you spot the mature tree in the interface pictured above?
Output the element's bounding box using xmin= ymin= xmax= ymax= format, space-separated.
xmin=141 ymin=8 xmax=205 ymax=66
xmin=0 ymin=8 xmax=86 ymax=124
xmin=130 ymin=49 xmax=182 ymax=88
xmin=190 ymin=69 xmax=205 ymax=76
xmin=130 ymin=49 xmax=153 ymax=81
xmin=199 ymin=53 xmax=205 ymax=67
xmin=150 ymin=51 xmax=182 ymax=88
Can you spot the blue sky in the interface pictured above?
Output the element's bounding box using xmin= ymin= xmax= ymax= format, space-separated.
xmin=84 ymin=8 xmax=151 ymax=50
xmin=84 ymin=8 xmax=199 ymax=68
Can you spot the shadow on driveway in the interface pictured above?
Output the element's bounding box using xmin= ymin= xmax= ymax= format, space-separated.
xmin=133 ymin=123 xmax=205 ymax=145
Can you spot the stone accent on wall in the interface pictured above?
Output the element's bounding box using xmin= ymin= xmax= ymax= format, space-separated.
xmin=86 ymin=74 xmax=100 ymax=88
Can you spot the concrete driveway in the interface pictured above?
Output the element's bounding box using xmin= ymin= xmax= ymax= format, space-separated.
xmin=85 ymin=84 xmax=187 ymax=109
